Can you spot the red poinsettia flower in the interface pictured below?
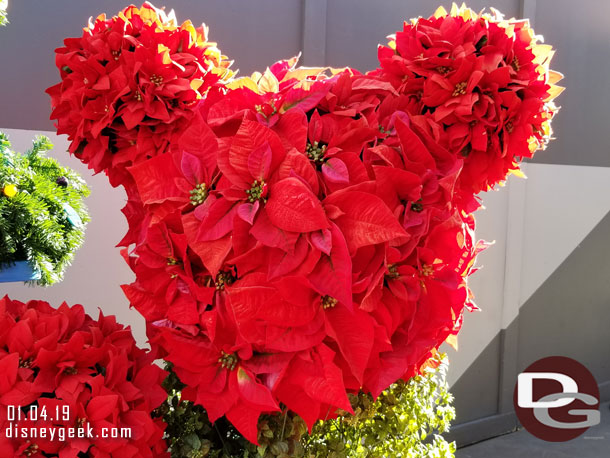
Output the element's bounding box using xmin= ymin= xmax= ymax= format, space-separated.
xmin=128 ymin=114 xmax=219 ymax=222
xmin=377 ymin=5 xmax=562 ymax=197
xmin=47 ymin=2 xmax=233 ymax=184
xmin=302 ymin=108 xmax=376 ymax=194
xmin=0 ymin=296 xmax=168 ymax=457
xmin=154 ymin=304 xmax=281 ymax=445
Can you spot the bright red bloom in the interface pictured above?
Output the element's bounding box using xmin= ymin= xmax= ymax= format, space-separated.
xmin=0 ymin=296 xmax=168 ymax=457
xmin=47 ymin=2 xmax=233 ymax=186
xmin=377 ymin=5 xmax=562 ymax=202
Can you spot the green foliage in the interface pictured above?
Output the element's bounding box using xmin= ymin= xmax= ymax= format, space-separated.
xmin=0 ymin=0 xmax=7 ymax=26
xmin=305 ymin=354 xmax=456 ymax=458
xmin=156 ymin=363 xmax=254 ymax=458
xmin=159 ymin=354 xmax=455 ymax=458
xmin=0 ymin=132 xmax=90 ymax=285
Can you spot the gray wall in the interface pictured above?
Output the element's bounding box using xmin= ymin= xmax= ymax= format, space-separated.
xmin=1 ymin=0 xmax=609 ymax=446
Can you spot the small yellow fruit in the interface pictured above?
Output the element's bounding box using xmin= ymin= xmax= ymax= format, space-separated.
xmin=2 ymin=184 xmax=18 ymax=198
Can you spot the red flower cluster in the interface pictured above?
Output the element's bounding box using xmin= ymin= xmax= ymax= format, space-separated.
xmin=47 ymin=2 xmax=233 ymax=187
xmin=0 ymin=296 xmax=168 ymax=457
xmin=49 ymin=4 xmax=562 ymax=445
xmin=375 ymin=5 xmax=562 ymax=210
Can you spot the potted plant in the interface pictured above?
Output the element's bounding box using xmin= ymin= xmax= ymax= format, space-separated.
xmin=0 ymin=133 xmax=89 ymax=285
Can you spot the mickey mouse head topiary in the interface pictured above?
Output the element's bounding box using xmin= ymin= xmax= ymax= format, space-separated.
xmin=48 ymin=2 xmax=562 ymax=444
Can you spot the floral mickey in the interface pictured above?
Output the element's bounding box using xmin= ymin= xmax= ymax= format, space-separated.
xmin=48 ymin=2 xmax=562 ymax=445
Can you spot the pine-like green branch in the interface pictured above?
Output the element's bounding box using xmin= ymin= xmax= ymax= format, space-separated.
xmin=0 ymin=132 xmax=90 ymax=285
xmin=0 ymin=0 xmax=7 ymax=26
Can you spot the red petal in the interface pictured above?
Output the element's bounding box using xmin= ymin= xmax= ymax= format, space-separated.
xmin=324 ymin=190 xmax=408 ymax=251
xmin=247 ymin=142 xmax=272 ymax=180
xmin=86 ymin=395 xmax=119 ymax=421
xmin=395 ymin=118 xmax=435 ymax=169
xmin=8 ymin=320 xmax=33 ymax=354
xmin=183 ymin=213 xmax=232 ymax=277
xmin=237 ymin=201 xmax=260 ymax=225
xmin=197 ymin=197 xmax=239 ymax=241
xmin=277 ymin=149 xmax=319 ymax=195
xmin=301 ymin=344 xmax=352 ymax=411
xmin=250 ymin=208 xmax=300 ymax=252
xmin=267 ymin=236 xmax=310 ymax=279
xmin=0 ymin=353 xmax=19 ymax=393
xmin=167 ymin=295 xmax=200 ymax=325
xmin=223 ymin=119 xmax=285 ymax=187
xmin=266 ymin=177 xmax=328 ymax=233
xmin=274 ymin=109 xmax=308 ymax=152
xmin=310 ymin=229 xmax=332 ymax=255
xmin=121 ymin=106 xmax=146 ymax=130
xmin=226 ymin=403 xmax=263 ymax=445
xmin=181 ymin=151 xmax=204 ymax=185
xmin=322 ymin=158 xmax=350 ymax=184
xmin=309 ymin=223 xmax=352 ymax=308
xmin=128 ymin=154 xmax=181 ymax=205
xmin=236 ymin=367 xmax=279 ymax=410
xmin=325 ymin=307 xmax=375 ymax=384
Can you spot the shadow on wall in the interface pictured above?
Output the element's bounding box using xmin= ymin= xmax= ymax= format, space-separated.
xmin=449 ymin=210 xmax=610 ymax=446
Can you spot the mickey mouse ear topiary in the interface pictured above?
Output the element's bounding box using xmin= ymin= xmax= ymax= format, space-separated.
xmin=376 ymin=4 xmax=564 ymax=209
xmin=46 ymin=1 xmax=234 ymax=188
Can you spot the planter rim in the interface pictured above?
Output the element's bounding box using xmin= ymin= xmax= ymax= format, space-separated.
xmin=0 ymin=260 xmax=42 ymax=283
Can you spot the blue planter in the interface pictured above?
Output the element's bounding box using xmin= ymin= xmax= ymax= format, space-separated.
xmin=0 ymin=260 xmax=41 ymax=283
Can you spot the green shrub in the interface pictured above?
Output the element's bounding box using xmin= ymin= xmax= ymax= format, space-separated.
xmin=158 ymin=354 xmax=455 ymax=458
xmin=305 ymin=354 xmax=456 ymax=458
xmin=0 ymin=133 xmax=90 ymax=285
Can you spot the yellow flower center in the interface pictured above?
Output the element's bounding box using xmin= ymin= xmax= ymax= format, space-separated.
xmin=306 ymin=141 xmax=327 ymax=164
xmin=18 ymin=357 xmax=33 ymax=368
xmin=386 ymin=264 xmax=400 ymax=280
xmin=189 ymin=183 xmax=208 ymax=206
xmin=64 ymin=367 xmax=78 ymax=375
xmin=215 ymin=270 xmax=235 ymax=290
xmin=321 ymin=295 xmax=338 ymax=309
xmin=452 ymin=81 xmax=467 ymax=97
xmin=150 ymin=74 xmax=164 ymax=86
xmin=167 ymin=257 xmax=180 ymax=266
xmin=218 ymin=351 xmax=238 ymax=370
xmin=411 ymin=199 xmax=424 ymax=213
xmin=246 ymin=180 xmax=267 ymax=203
xmin=421 ymin=264 xmax=435 ymax=277
xmin=24 ymin=443 xmax=39 ymax=457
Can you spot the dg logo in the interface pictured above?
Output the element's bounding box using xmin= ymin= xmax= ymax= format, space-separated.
xmin=514 ymin=356 xmax=601 ymax=441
